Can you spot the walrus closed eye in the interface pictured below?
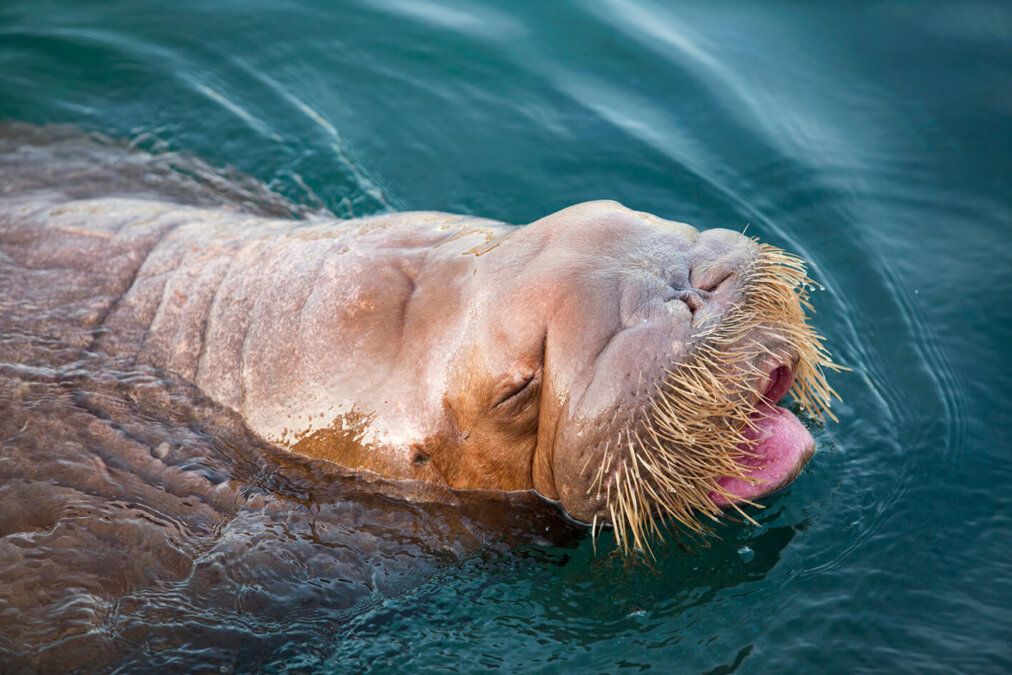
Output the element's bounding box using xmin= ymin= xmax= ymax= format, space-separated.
xmin=1 ymin=137 xmax=843 ymax=557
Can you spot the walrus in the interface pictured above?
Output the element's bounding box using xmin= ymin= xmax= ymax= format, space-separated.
xmin=0 ymin=124 xmax=840 ymax=558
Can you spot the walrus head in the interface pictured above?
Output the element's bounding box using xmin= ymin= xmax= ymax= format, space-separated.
xmin=246 ymin=199 xmax=839 ymax=554
xmin=444 ymin=201 xmax=841 ymax=554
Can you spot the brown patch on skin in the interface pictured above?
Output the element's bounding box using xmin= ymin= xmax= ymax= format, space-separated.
xmin=289 ymin=404 xmax=538 ymax=492
xmin=290 ymin=411 xmax=393 ymax=474
xmin=291 ymin=411 xmax=459 ymax=485
xmin=462 ymin=236 xmax=511 ymax=257
xmin=425 ymin=343 xmax=547 ymax=492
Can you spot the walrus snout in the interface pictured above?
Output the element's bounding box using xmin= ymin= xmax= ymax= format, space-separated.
xmin=519 ymin=210 xmax=840 ymax=549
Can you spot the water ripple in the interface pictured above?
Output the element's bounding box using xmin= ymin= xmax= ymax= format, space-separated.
xmin=0 ymin=1 xmax=1009 ymax=672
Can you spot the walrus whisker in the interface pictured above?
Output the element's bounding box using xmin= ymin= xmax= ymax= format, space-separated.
xmin=580 ymin=447 xmax=597 ymax=479
xmin=600 ymin=243 xmax=842 ymax=556
xmin=591 ymin=439 xmax=612 ymax=497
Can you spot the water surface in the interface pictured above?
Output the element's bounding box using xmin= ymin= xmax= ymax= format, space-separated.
xmin=1 ymin=1 xmax=1010 ymax=672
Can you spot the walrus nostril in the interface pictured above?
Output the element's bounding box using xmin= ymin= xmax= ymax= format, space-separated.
xmin=679 ymin=291 xmax=705 ymax=315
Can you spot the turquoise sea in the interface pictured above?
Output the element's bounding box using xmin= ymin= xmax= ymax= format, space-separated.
xmin=1 ymin=1 xmax=1010 ymax=672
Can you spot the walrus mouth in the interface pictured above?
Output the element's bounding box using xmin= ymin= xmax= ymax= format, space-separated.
xmin=591 ymin=244 xmax=844 ymax=555
xmin=710 ymin=366 xmax=814 ymax=508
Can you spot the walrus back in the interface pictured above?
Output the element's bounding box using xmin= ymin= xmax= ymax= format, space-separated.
xmin=0 ymin=122 xmax=290 ymax=365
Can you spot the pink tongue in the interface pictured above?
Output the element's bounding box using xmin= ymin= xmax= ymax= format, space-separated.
xmin=709 ymin=404 xmax=815 ymax=507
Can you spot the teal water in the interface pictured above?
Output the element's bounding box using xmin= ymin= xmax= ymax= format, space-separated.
xmin=2 ymin=1 xmax=1011 ymax=672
